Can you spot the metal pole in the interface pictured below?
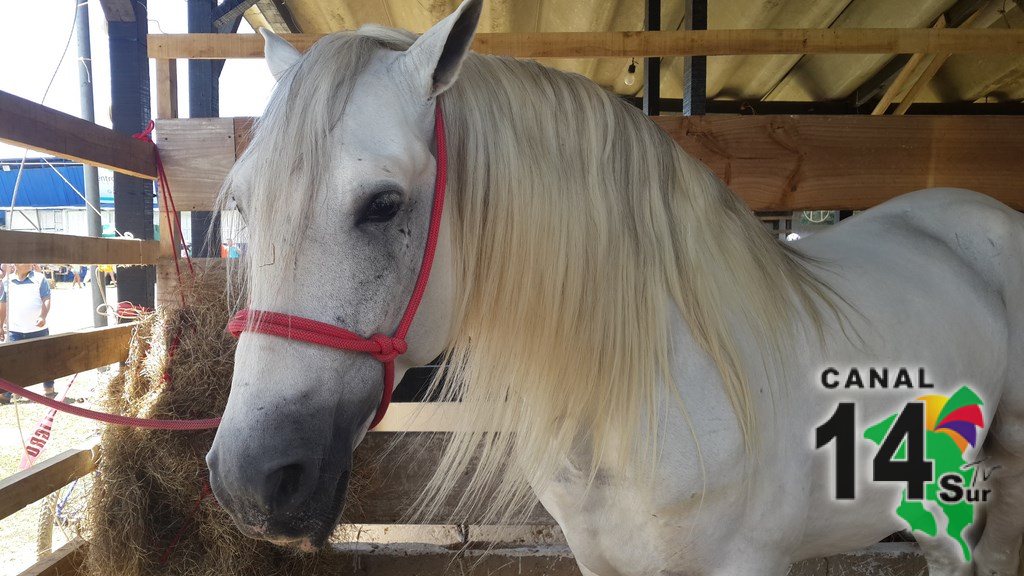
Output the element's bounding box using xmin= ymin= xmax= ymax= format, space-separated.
xmin=109 ymin=0 xmax=155 ymax=310
xmin=189 ymin=0 xmax=222 ymax=258
xmin=682 ymin=0 xmax=707 ymax=116
xmin=643 ymin=0 xmax=661 ymax=116
xmin=77 ymin=0 xmax=104 ymax=327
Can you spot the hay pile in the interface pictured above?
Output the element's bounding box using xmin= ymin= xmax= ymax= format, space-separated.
xmin=84 ymin=270 xmax=356 ymax=576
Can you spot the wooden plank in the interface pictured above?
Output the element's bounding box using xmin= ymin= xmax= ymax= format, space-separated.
xmin=893 ymin=10 xmax=983 ymax=116
xmin=148 ymin=28 xmax=1024 ymax=60
xmin=0 ymin=230 xmax=159 ymax=265
xmin=349 ymin=432 xmax=554 ymax=525
xmin=0 ymin=445 xmax=100 ymax=522
xmin=654 ymin=115 xmax=1024 ymax=211
xmin=0 ymin=324 xmax=135 ymax=387
xmin=872 ymin=16 xmax=946 ymax=115
xmin=16 ymin=540 xmax=87 ymax=576
xmin=215 ymin=115 xmax=1024 ymax=212
xmin=155 ymin=59 xmax=178 ymax=120
xmin=0 ymin=90 xmax=156 ymax=180
xmin=154 ymin=118 xmax=235 ymax=211
xmin=302 ymin=542 xmax=922 ymax=576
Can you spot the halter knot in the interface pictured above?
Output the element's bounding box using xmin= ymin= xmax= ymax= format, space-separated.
xmin=370 ymin=334 xmax=407 ymax=363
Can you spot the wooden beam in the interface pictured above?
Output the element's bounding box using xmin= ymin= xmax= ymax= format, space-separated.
xmin=0 ymin=445 xmax=100 ymax=522
xmin=0 ymin=90 xmax=156 ymax=180
xmin=15 ymin=540 xmax=87 ymax=576
xmin=155 ymin=59 xmax=179 ymax=120
xmin=893 ymin=10 xmax=983 ymax=116
xmin=205 ymin=115 xmax=1024 ymax=212
xmin=148 ymin=28 xmax=1024 ymax=60
xmin=255 ymin=0 xmax=301 ymax=33
xmin=0 ymin=230 xmax=160 ymax=265
xmin=654 ymin=115 xmax=1024 ymax=211
xmin=872 ymin=16 xmax=946 ymax=115
xmin=0 ymin=324 xmax=135 ymax=387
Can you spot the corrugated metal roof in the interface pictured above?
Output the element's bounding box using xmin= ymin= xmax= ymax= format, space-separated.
xmin=245 ymin=0 xmax=1024 ymax=105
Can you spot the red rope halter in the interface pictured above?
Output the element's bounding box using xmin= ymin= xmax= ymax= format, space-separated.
xmin=226 ymin=104 xmax=448 ymax=429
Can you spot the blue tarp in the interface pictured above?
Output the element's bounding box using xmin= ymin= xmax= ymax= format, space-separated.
xmin=0 ymin=158 xmax=158 ymax=209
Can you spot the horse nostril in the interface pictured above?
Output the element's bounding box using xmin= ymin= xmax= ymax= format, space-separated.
xmin=264 ymin=462 xmax=308 ymax=513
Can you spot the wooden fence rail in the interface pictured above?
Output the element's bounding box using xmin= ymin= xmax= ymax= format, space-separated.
xmin=0 ymin=444 xmax=100 ymax=522
xmin=0 ymin=90 xmax=156 ymax=180
xmin=0 ymin=230 xmax=160 ymax=266
xmin=149 ymin=28 xmax=1024 ymax=60
xmin=0 ymin=324 xmax=135 ymax=387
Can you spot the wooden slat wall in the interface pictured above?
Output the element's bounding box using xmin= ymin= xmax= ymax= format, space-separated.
xmin=148 ymin=28 xmax=1024 ymax=60
xmin=0 ymin=445 xmax=100 ymax=522
xmin=0 ymin=90 xmax=156 ymax=180
xmin=0 ymin=231 xmax=160 ymax=265
xmin=0 ymin=324 xmax=135 ymax=387
xmin=165 ymin=115 xmax=1024 ymax=212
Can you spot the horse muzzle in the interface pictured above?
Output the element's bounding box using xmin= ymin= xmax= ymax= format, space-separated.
xmin=206 ymin=422 xmax=354 ymax=550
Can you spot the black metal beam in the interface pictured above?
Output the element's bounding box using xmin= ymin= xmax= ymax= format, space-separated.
xmin=623 ymin=97 xmax=1024 ymax=115
xmin=108 ymin=0 xmax=154 ymax=309
xmin=643 ymin=0 xmax=661 ymax=116
xmin=682 ymin=0 xmax=707 ymax=116
xmin=189 ymin=0 xmax=222 ymax=258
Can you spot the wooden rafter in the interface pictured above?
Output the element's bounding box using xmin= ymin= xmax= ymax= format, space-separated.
xmin=148 ymin=28 xmax=1024 ymax=60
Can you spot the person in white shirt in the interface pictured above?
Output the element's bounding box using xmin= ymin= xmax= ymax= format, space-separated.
xmin=1 ymin=263 xmax=55 ymax=404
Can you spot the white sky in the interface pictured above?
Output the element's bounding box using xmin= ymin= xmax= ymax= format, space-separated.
xmin=0 ymin=0 xmax=277 ymax=158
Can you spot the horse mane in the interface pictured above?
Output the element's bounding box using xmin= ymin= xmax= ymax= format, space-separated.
xmin=222 ymin=26 xmax=839 ymax=525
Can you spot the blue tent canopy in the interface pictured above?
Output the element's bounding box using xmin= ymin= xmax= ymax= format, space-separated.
xmin=0 ymin=157 xmax=155 ymax=209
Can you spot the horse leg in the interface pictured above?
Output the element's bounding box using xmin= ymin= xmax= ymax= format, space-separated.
xmin=973 ymin=417 xmax=1024 ymax=576
xmin=915 ymin=533 xmax=973 ymax=576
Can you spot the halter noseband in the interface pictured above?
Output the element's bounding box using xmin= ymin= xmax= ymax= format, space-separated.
xmin=226 ymin=104 xmax=448 ymax=429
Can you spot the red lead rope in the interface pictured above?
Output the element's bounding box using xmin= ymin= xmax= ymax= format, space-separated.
xmin=226 ymin=104 xmax=449 ymax=429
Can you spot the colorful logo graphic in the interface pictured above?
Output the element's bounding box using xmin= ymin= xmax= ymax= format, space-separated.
xmin=817 ymin=384 xmax=988 ymax=563
xmin=864 ymin=386 xmax=985 ymax=561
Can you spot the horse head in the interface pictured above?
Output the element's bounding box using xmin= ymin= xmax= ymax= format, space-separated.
xmin=207 ymin=0 xmax=481 ymax=550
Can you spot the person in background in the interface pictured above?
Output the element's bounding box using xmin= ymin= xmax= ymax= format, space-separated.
xmin=226 ymin=239 xmax=241 ymax=259
xmin=0 ymin=263 xmax=55 ymax=404
xmin=72 ymin=264 xmax=84 ymax=288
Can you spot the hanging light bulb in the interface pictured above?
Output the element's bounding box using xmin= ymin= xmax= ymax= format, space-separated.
xmin=623 ymin=59 xmax=637 ymax=87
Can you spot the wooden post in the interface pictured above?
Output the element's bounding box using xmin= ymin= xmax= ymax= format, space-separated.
xmin=156 ymin=58 xmax=182 ymax=307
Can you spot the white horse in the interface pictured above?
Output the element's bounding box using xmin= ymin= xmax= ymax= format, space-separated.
xmin=207 ymin=1 xmax=1024 ymax=574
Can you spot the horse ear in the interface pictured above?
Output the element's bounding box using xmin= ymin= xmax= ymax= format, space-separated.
xmin=260 ymin=28 xmax=301 ymax=81
xmin=401 ymin=0 xmax=483 ymax=98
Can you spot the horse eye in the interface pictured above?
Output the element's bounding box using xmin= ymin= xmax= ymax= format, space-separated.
xmin=358 ymin=190 xmax=403 ymax=225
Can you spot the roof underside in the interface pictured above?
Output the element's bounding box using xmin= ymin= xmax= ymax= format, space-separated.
xmin=244 ymin=0 xmax=1024 ymax=106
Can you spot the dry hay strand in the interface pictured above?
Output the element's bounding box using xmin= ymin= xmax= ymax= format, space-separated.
xmin=84 ymin=269 xmax=374 ymax=576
